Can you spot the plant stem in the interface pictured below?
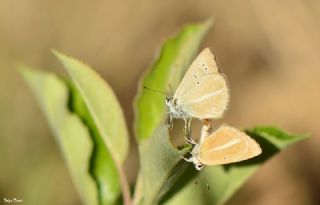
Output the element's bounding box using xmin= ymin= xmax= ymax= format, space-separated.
xmin=116 ymin=161 xmax=134 ymax=205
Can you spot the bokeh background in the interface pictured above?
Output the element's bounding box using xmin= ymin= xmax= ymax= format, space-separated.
xmin=1 ymin=0 xmax=320 ymax=204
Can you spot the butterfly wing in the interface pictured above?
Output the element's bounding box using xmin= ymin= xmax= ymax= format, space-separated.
xmin=198 ymin=125 xmax=262 ymax=165
xmin=174 ymin=48 xmax=229 ymax=119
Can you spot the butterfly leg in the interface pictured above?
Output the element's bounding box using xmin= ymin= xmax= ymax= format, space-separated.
xmin=185 ymin=118 xmax=195 ymax=144
xmin=186 ymin=137 xmax=197 ymax=145
xmin=180 ymin=155 xmax=193 ymax=162
xmin=166 ymin=114 xmax=173 ymax=129
xmin=184 ymin=118 xmax=189 ymax=138
xmin=187 ymin=118 xmax=192 ymax=135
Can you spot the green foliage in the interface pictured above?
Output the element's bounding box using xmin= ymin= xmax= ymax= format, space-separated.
xmin=137 ymin=126 xmax=191 ymax=205
xmin=21 ymin=68 xmax=99 ymax=205
xmin=21 ymin=18 xmax=309 ymax=205
xmin=21 ymin=55 xmax=130 ymax=205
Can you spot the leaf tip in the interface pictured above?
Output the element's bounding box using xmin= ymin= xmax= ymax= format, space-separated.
xmin=17 ymin=64 xmax=35 ymax=82
xmin=51 ymin=48 xmax=67 ymax=62
xmin=204 ymin=16 xmax=214 ymax=27
xmin=246 ymin=125 xmax=310 ymax=149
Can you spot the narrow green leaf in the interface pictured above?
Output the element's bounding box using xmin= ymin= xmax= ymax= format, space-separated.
xmin=21 ymin=68 xmax=99 ymax=205
xmin=134 ymin=18 xmax=213 ymax=142
xmin=138 ymin=126 xmax=191 ymax=205
xmin=164 ymin=126 xmax=309 ymax=205
xmin=53 ymin=51 xmax=129 ymax=163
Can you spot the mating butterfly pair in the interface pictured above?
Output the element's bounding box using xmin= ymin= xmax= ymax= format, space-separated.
xmin=166 ymin=48 xmax=261 ymax=170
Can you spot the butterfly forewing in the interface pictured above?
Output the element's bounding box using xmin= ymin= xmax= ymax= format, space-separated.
xmin=173 ymin=48 xmax=229 ymax=119
xmin=182 ymin=74 xmax=229 ymax=119
xmin=198 ymin=125 xmax=262 ymax=165
xmin=174 ymin=48 xmax=220 ymax=99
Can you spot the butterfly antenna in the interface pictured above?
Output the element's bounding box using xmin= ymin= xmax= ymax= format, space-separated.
xmin=143 ymin=86 xmax=166 ymax=96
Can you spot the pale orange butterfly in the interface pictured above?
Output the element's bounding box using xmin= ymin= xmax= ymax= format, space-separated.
xmin=182 ymin=123 xmax=262 ymax=170
xmin=166 ymin=48 xmax=229 ymax=133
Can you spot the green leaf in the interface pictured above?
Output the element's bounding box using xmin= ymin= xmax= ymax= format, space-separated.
xmin=21 ymin=68 xmax=99 ymax=205
xmin=164 ymin=126 xmax=309 ymax=205
xmin=138 ymin=126 xmax=191 ymax=205
xmin=53 ymin=51 xmax=129 ymax=163
xmin=52 ymin=51 xmax=132 ymax=204
xmin=67 ymin=81 xmax=121 ymax=205
xmin=134 ymin=18 xmax=213 ymax=142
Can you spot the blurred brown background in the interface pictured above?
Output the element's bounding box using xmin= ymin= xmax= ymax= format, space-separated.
xmin=1 ymin=0 xmax=319 ymax=205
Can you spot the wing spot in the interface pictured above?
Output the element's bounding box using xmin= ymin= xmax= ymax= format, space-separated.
xmin=196 ymin=81 xmax=200 ymax=85
xmin=201 ymin=64 xmax=208 ymax=70
xmin=224 ymin=157 xmax=227 ymax=160
xmin=193 ymin=74 xmax=198 ymax=78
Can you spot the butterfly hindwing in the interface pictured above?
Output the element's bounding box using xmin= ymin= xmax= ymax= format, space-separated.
xmin=198 ymin=125 xmax=262 ymax=165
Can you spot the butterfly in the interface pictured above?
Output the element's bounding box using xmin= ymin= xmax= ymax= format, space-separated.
xmin=182 ymin=123 xmax=262 ymax=170
xmin=166 ymin=48 xmax=229 ymax=135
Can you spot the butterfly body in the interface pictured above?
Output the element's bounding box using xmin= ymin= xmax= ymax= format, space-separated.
xmin=166 ymin=97 xmax=190 ymax=121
